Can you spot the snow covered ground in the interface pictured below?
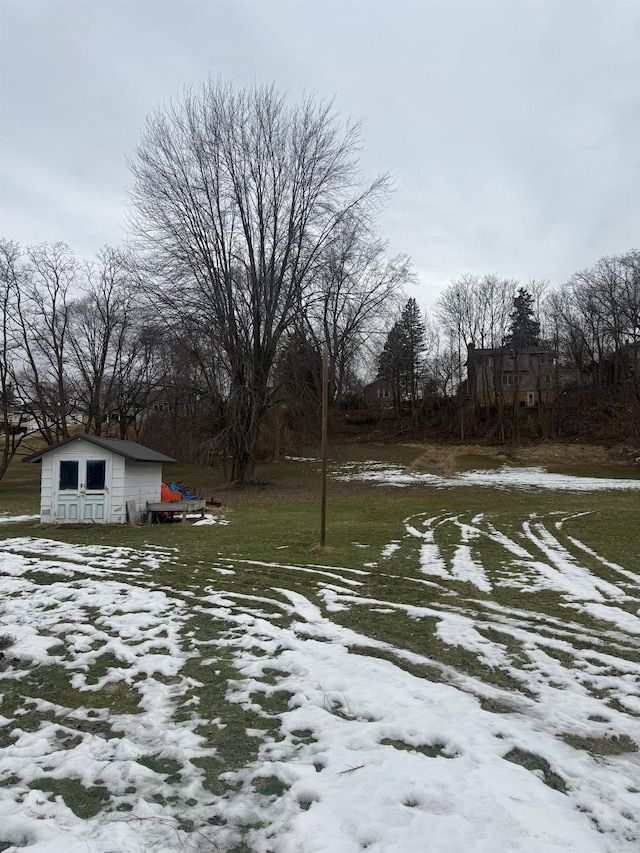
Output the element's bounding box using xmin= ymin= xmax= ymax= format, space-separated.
xmin=0 ymin=469 xmax=639 ymax=852
xmin=333 ymin=460 xmax=640 ymax=491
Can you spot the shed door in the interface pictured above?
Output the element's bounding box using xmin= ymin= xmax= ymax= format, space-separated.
xmin=56 ymin=457 xmax=109 ymax=522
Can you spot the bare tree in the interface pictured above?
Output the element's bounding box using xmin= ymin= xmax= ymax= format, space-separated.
xmin=436 ymin=274 xmax=517 ymax=352
xmin=0 ymin=240 xmax=27 ymax=478
xmin=129 ymin=79 xmax=390 ymax=481
xmin=436 ymin=274 xmax=518 ymax=426
xmin=304 ymin=217 xmax=410 ymax=405
xmin=68 ymin=246 xmax=141 ymax=436
xmin=548 ymin=251 xmax=640 ymax=434
xmin=12 ymin=243 xmax=77 ymax=443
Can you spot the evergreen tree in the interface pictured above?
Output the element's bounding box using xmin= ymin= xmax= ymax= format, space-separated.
xmin=505 ymin=288 xmax=541 ymax=349
xmin=275 ymin=329 xmax=321 ymax=430
xmin=377 ymin=298 xmax=426 ymax=400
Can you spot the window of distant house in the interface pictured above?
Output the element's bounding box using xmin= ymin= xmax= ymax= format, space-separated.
xmin=544 ymin=374 xmax=551 ymax=384
xmin=86 ymin=460 xmax=106 ymax=491
xmin=59 ymin=460 xmax=78 ymax=491
xmin=502 ymin=373 xmax=515 ymax=386
xmin=379 ymin=389 xmax=390 ymax=397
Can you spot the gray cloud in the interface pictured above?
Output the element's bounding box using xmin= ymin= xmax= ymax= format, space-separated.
xmin=1 ymin=0 xmax=638 ymax=309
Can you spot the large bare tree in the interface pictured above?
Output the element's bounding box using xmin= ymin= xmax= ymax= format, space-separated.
xmin=128 ymin=80 xmax=389 ymax=482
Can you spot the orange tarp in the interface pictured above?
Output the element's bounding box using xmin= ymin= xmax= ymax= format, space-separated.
xmin=161 ymin=482 xmax=181 ymax=502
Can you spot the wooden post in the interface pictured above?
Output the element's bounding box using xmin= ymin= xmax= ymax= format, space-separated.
xmin=320 ymin=344 xmax=329 ymax=547
xmin=126 ymin=500 xmax=139 ymax=527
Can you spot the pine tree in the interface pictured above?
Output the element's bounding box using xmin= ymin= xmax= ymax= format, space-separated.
xmin=377 ymin=298 xmax=426 ymax=400
xmin=505 ymin=288 xmax=540 ymax=349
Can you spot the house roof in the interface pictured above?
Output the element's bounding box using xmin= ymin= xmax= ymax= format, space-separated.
xmin=23 ymin=435 xmax=176 ymax=464
xmin=364 ymin=378 xmax=400 ymax=389
xmin=467 ymin=342 xmax=557 ymax=357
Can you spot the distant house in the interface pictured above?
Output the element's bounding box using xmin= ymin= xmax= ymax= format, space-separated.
xmin=466 ymin=343 xmax=571 ymax=408
xmin=3 ymin=400 xmax=88 ymax=437
xmin=3 ymin=402 xmax=39 ymax=435
xmin=363 ymin=378 xmax=401 ymax=407
xmin=24 ymin=435 xmax=175 ymax=524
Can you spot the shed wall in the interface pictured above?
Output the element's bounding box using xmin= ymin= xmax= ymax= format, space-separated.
xmin=122 ymin=461 xmax=163 ymax=521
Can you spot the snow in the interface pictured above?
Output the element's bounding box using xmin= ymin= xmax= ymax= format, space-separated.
xmin=0 ymin=474 xmax=639 ymax=851
xmin=0 ymin=514 xmax=39 ymax=524
xmin=333 ymin=461 xmax=640 ymax=491
xmin=192 ymin=513 xmax=229 ymax=526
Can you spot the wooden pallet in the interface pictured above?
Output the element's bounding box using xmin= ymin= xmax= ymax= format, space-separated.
xmin=145 ymin=498 xmax=207 ymax=524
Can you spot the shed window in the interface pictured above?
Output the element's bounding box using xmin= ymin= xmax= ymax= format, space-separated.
xmin=59 ymin=461 xmax=78 ymax=491
xmin=86 ymin=460 xmax=106 ymax=490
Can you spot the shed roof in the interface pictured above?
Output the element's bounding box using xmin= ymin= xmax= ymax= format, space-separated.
xmin=23 ymin=435 xmax=176 ymax=464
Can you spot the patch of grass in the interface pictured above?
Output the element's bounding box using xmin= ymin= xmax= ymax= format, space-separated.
xmin=0 ymin=451 xmax=41 ymax=515
xmin=0 ymin=723 xmax=15 ymax=749
xmin=84 ymin=652 xmax=124 ymax=685
xmin=24 ymin=571 xmax=73 ymax=586
xmin=253 ymin=690 xmax=294 ymax=716
xmin=61 ymin=714 xmax=120 ymax=739
xmin=456 ymin=453 xmax=506 ymax=472
xmin=252 ymin=775 xmax=289 ymax=797
xmin=28 ymin=777 xmax=111 ymax=818
xmin=290 ymin=728 xmax=314 ymax=744
xmin=138 ymin=755 xmax=183 ymax=775
xmin=503 ymin=747 xmax=567 ymax=793
xmin=563 ymin=508 xmax=640 ymax=568
xmin=0 ymin=773 xmax=21 ymax=790
xmin=0 ymin=663 xmax=143 ymax=718
xmin=335 ymin=604 xmax=530 ymax=696
xmin=53 ymin=728 xmax=83 ymax=749
xmin=479 ymin=697 xmax=521 ymax=714
xmin=544 ymin=461 xmax=640 ymax=481
xmin=380 ymin=737 xmax=456 ymax=758
xmin=348 ymin=644 xmax=445 ymax=684
xmin=561 ymin=732 xmax=638 ymax=755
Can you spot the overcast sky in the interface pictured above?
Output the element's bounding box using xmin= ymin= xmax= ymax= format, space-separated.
xmin=1 ymin=0 xmax=639 ymax=310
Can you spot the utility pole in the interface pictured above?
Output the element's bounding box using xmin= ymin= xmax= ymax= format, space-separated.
xmin=320 ymin=344 xmax=328 ymax=546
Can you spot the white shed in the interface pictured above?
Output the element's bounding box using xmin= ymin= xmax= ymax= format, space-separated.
xmin=24 ymin=435 xmax=176 ymax=524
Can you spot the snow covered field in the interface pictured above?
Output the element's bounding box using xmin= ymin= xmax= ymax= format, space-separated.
xmin=0 ymin=468 xmax=639 ymax=852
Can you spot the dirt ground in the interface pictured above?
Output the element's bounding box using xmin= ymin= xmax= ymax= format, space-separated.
xmin=407 ymin=442 xmax=640 ymax=476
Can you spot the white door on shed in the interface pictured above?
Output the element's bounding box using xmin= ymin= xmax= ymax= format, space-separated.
xmin=55 ymin=457 xmax=110 ymax=521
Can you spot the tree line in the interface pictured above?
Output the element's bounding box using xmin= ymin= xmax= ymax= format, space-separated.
xmin=375 ymin=260 xmax=638 ymax=443
xmin=1 ymin=80 xmax=638 ymax=482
